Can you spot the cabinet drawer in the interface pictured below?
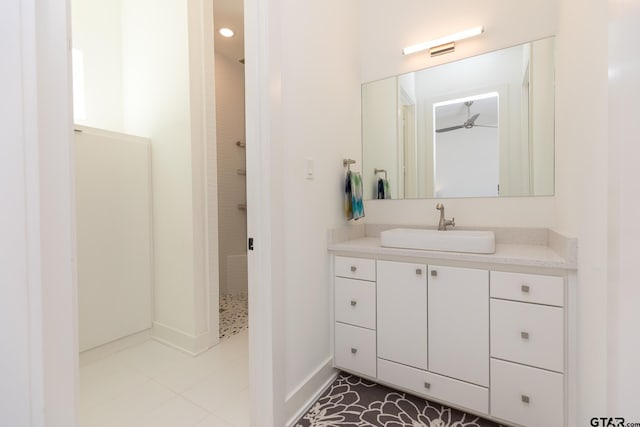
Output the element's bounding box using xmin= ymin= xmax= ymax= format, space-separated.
xmin=491 ymin=358 xmax=564 ymax=427
xmin=335 ymin=256 xmax=376 ymax=281
xmin=334 ymin=322 xmax=376 ymax=378
xmin=335 ymin=277 xmax=376 ymax=329
xmin=377 ymin=358 xmax=489 ymax=415
xmin=491 ymin=271 xmax=564 ymax=306
xmin=491 ymin=299 xmax=564 ymax=372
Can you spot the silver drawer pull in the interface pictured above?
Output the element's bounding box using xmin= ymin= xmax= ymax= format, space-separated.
xmin=351 ymin=348 xmax=358 ymax=354
xmin=424 ymin=382 xmax=431 ymax=390
xmin=430 ymin=270 xmax=437 ymax=277
xmin=350 ymin=266 xmax=357 ymax=272
xmin=350 ymin=300 xmax=357 ymax=307
xmin=521 ymin=395 xmax=530 ymax=404
xmin=521 ymin=331 xmax=530 ymax=340
xmin=416 ymin=268 xmax=422 ymax=275
xmin=521 ymin=284 xmax=530 ymax=293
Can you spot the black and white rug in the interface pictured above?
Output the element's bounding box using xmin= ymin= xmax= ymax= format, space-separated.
xmin=295 ymin=372 xmax=505 ymax=427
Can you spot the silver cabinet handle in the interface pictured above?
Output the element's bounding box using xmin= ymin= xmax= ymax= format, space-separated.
xmin=521 ymin=395 xmax=530 ymax=404
xmin=521 ymin=284 xmax=530 ymax=293
xmin=351 ymin=348 xmax=357 ymax=354
xmin=350 ymin=266 xmax=357 ymax=272
xmin=350 ymin=300 xmax=357 ymax=307
xmin=430 ymin=270 xmax=437 ymax=277
xmin=521 ymin=331 xmax=530 ymax=340
xmin=416 ymin=268 xmax=422 ymax=275
xmin=424 ymin=382 xmax=431 ymax=390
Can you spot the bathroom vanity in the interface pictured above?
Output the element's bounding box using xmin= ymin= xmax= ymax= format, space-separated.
xmin=329 ymin=226 xmax=576 ymax=427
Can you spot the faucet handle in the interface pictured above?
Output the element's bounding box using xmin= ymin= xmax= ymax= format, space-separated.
xmin=449 ymin=217 xmax=456 ymax=228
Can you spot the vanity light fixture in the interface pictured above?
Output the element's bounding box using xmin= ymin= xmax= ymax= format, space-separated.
xmin=219 ymin=27 xmax=234 ymax=38
xmin=402 ymin=26 xmax=484 ymax=57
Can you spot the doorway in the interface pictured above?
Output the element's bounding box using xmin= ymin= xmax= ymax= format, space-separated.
xmin=213 ymin=0 xmax=249 ymax=341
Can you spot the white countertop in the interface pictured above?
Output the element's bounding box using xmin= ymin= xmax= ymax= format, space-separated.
xmin=328 ymin=237 xmax=576 ymax=270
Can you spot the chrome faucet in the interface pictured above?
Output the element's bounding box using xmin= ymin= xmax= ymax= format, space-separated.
xmin=436 ymin=203 xmax=455 ymax=231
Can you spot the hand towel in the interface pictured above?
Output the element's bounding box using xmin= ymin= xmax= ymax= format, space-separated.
xmin=350 ymin=172 xmax=365 ymax=220
xmin=383 ymin=178 xmax=391 ymax=199
xmin=377 ymin=178 xmax=385 ymax=199
xmin=344 ymin=170 xmax=353 ymax=220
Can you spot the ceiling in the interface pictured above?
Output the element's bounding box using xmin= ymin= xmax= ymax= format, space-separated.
xmin=213 ymin=0 xmax=244 ymax=62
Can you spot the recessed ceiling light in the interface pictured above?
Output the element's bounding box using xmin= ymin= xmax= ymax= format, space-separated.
xmin=219 ymin=28 xmax=234 ymax=38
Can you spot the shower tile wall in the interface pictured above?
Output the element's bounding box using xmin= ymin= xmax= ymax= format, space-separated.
xmin=214 ymin=51 xmax=247 ymax=296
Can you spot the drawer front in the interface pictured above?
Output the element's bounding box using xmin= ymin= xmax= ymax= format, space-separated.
xmin=491 ymin=299 xmax=564 ymax=372
xmin=377 ymin=358 xmax=489 ymax=415
xmin=335 ymin=277 xmax=376 ymax=329
xmin=491 ymin=358 xmax=564 ymax=427
xmin=334 ymin=322 xmax=376 ymax=378
xmin=335 ymin=256 xmax=376 ymax=281
xmin=491 ymin=271 xmax=564 ymax=306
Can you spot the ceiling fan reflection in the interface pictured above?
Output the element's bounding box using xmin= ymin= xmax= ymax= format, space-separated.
xmin=435 ymin=101 xmax=498 ymax=133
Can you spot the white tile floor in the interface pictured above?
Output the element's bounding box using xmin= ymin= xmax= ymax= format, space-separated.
xmin=79 ymin=330 xmax=249 ymax=427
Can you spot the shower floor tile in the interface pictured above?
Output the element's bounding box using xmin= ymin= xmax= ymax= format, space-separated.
xmin=219 ymin=293 xmax=248 ymax=339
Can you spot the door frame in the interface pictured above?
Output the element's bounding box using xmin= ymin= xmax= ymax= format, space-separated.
xmin=19 ymin=0 xmax=277 ymax=425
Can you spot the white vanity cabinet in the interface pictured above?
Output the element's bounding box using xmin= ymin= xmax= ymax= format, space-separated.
xmin=333 ymin=256 xmax=377 ymax=378
xmin=489 ymin=271 xmax=566 ymax=426
xmin=331 ymin=251 xmax=570 ymax=427
xmin=377 ymin=260 xmax=428 ymax=369
xmin=428 ymin=265 xmax=489 ymax=387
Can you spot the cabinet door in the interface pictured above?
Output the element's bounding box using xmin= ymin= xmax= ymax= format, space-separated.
xmin=428 ymin=265 xmax=489 ymax=386
xmin=377 ymin=260 xmax=428 ymax=370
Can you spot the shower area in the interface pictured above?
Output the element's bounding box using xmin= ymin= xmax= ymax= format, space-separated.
xmin=214 ymin=0 xmax=248 ymax=339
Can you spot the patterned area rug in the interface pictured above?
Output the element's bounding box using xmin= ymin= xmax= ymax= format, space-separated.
xmin=295 ymin=373 xmax=506 ymax=427
xmin=219 ymin=293 xmax=248 ymax=339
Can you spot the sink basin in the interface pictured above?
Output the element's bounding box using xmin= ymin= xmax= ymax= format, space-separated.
xmin=380 ymin=228 xmax=495 ymax=254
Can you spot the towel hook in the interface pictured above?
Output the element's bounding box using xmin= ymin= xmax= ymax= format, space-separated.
xmin=374 ymin=168 xmax=388 ymax=180
xmin=343 ymin=158 xmax=356 ymax=172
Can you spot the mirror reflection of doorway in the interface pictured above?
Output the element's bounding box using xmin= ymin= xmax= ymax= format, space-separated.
xmin=399 ymin=88 xmax=418 ymax=199
xmin=433 ymin=93 xmax=499 ymax=198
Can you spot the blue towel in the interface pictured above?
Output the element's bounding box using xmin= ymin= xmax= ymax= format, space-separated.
xmin=350 ymin=172 xmax=365 ymax=220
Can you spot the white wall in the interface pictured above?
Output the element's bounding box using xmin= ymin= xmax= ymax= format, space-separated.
xmin=358 ymin=0 xmax=557 ymax=84
xmin=214 ymin=51 xmax=247 ymax=295
xmin=70 ymin=0 xmax=216 ymax=353
xmin=245 ymin=0 xmax=361 ymax=423
xmin=279 ymin=0 xmax=361 ymax=408
xmin=554 ymin=0 xmax=609 ymax=424
xmin=121 ymin=0 xmax=195 ymax=338
xmin=70 ymin=0 xmax=124 ymax=131
xmin=120 ymin=0 xmax=216 ymax=353
xmin=607 ymin=0 xmax=640 ymax=418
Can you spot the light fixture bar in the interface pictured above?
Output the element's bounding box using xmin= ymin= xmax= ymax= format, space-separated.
xmin=429 ymin=42 xmax=455 ymax=57
xmin=402 ymin=26 xmax=484 ymax=55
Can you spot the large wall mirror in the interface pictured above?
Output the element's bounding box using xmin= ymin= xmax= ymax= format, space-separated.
xmin=362 ymin=37 xmax=555 ymax=200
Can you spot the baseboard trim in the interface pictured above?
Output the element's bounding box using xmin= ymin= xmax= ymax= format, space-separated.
xmin=285 ymin=357 xmax=338 ymax=427
xmin=79 ymin=329 xmax=152 ymax=366
xmin=152 ymin=321 xmax=218 ymax=356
